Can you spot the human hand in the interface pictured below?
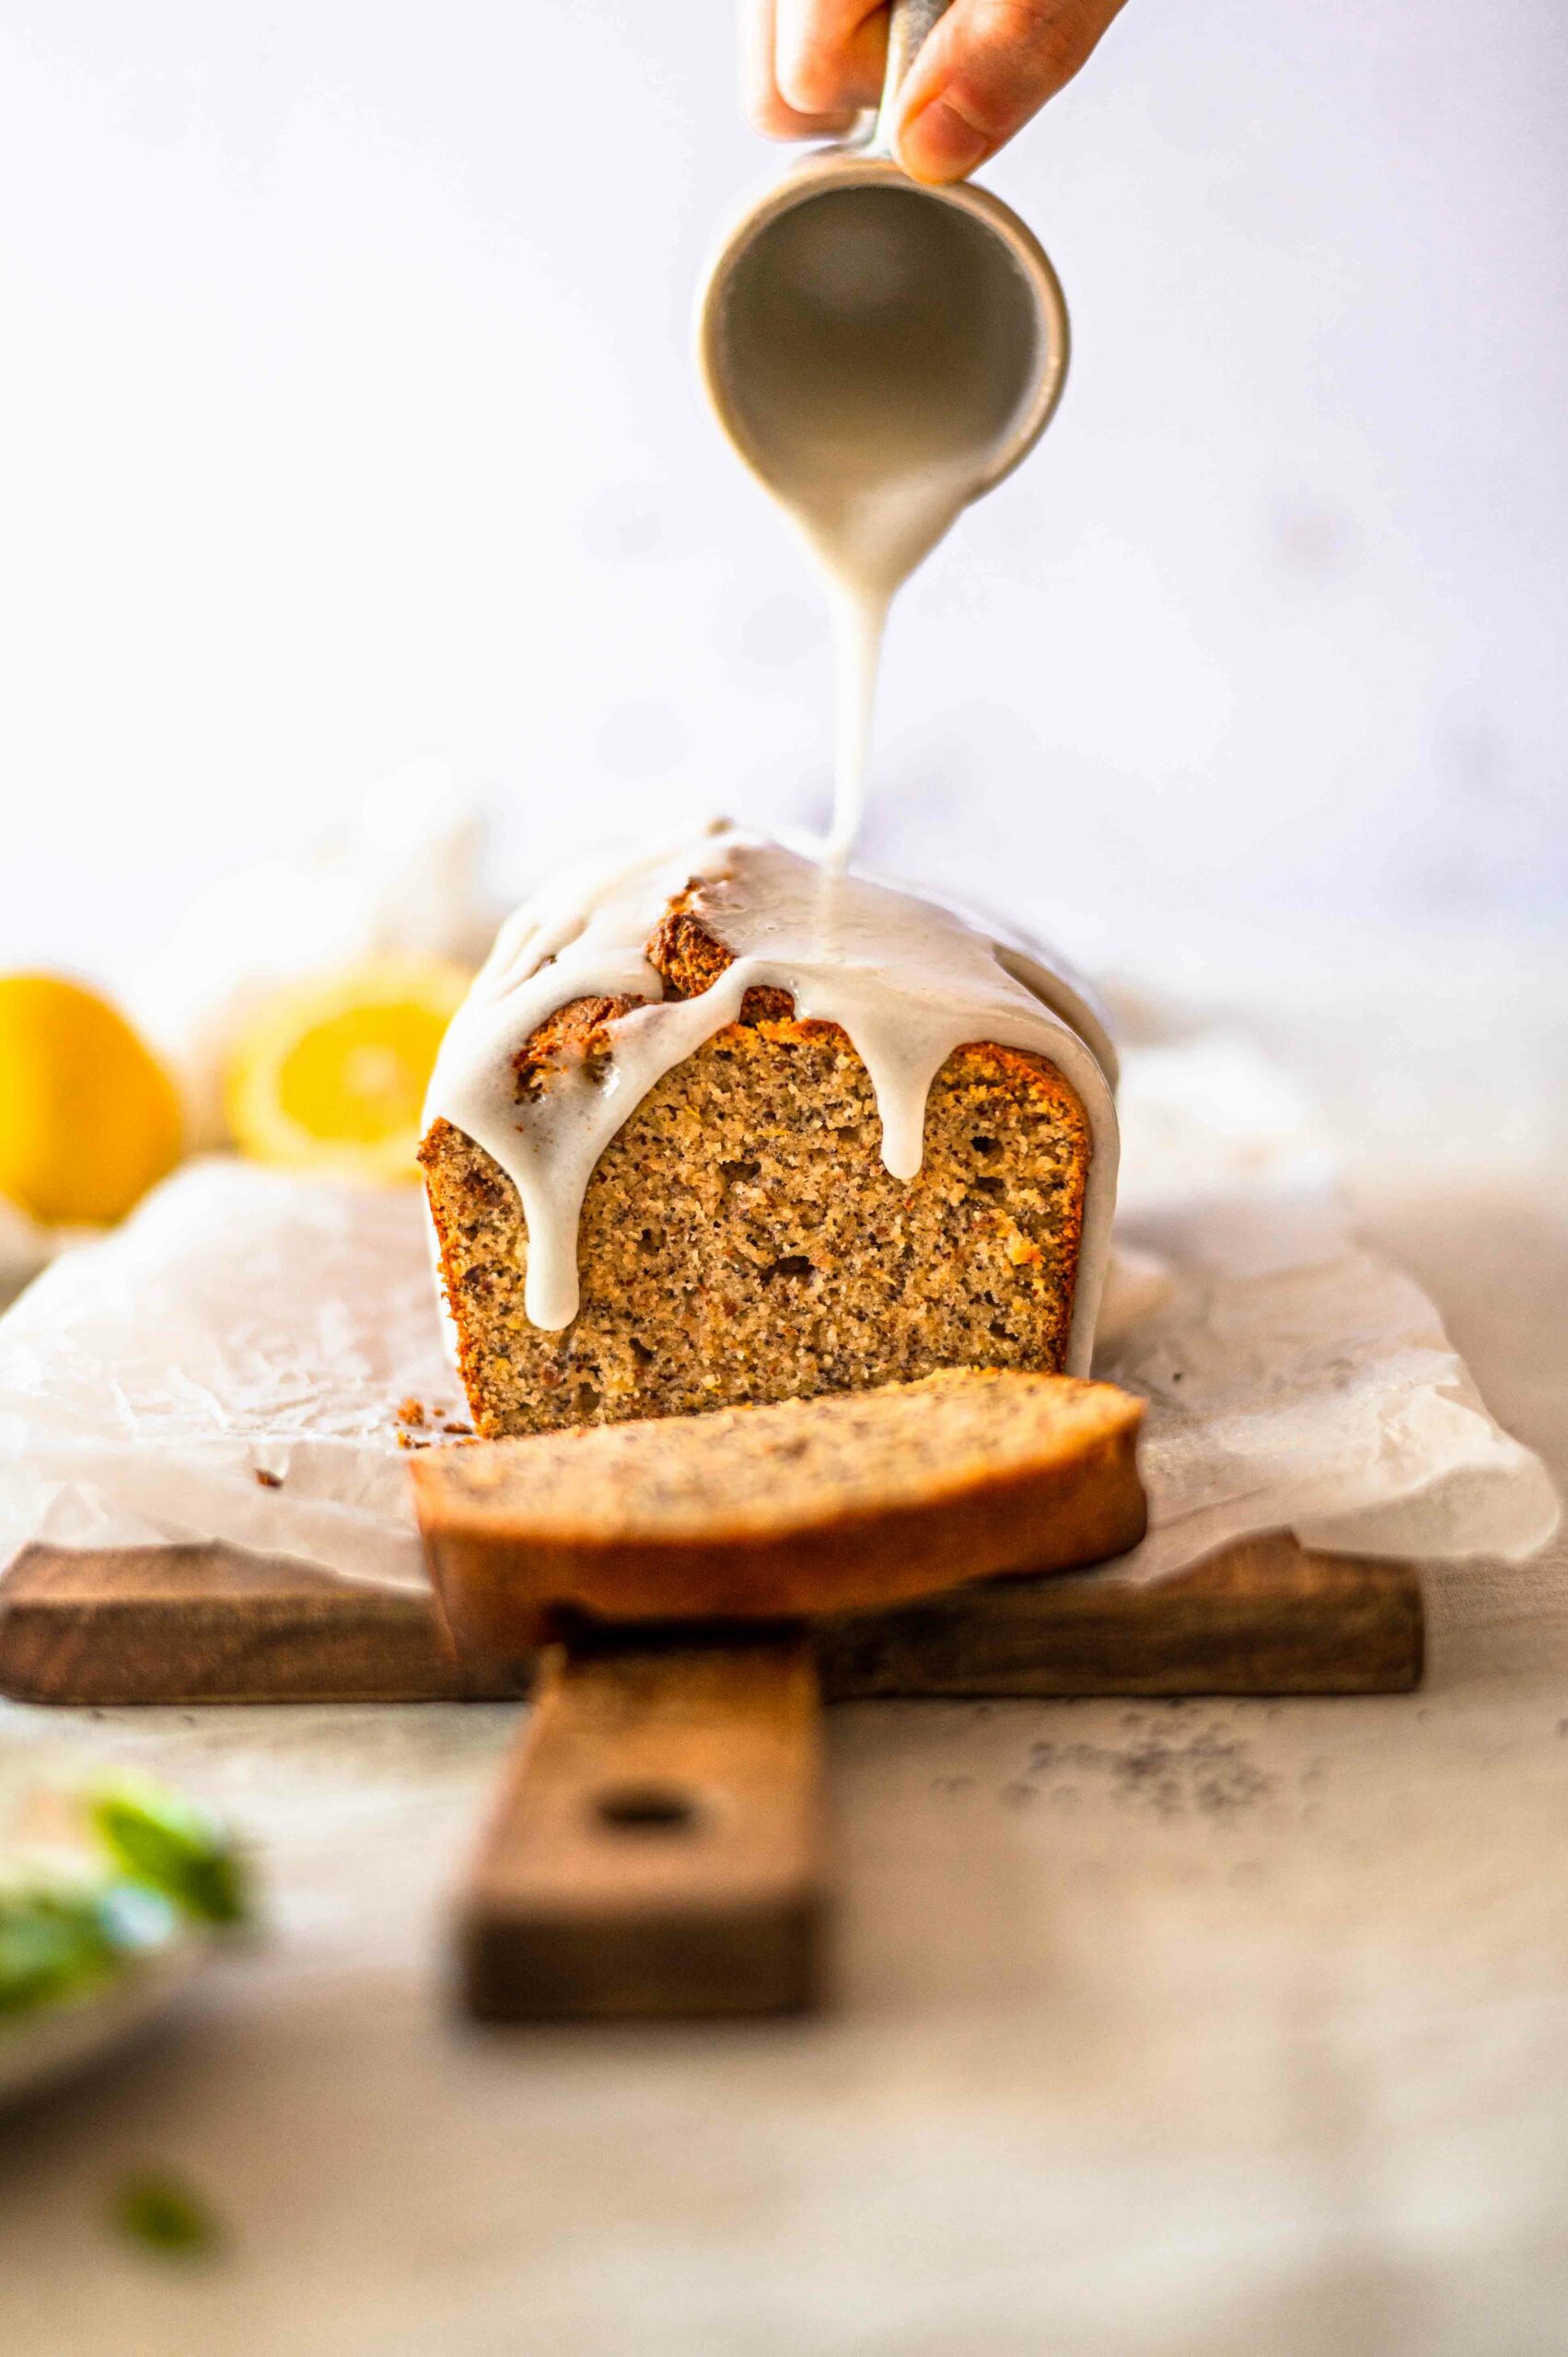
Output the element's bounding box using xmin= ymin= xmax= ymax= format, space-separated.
xmin=741 ymin=0 xmax=1128 ymax=184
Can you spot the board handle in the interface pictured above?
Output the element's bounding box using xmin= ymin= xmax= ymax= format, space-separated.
xmin=459 ymin=1629 xmax=825 ymax=2020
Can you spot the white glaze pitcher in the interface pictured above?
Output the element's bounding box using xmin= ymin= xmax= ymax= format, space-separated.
xmin=699 ymin=0 xmax=1070 ymax=527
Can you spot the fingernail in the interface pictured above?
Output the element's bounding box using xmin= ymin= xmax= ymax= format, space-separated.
xmin=897 ymin=96 xmax=990 ymax=184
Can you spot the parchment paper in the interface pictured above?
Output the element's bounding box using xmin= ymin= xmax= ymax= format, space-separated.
xmin=0 ymin=1030 xmax=1556 ymax=1589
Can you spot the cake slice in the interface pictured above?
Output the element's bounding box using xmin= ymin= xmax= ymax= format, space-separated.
xmin=413 ymin=1368 xmax=1147 ymax=1653
xmin=421 ymin=831 xmax=1118 ymax=1440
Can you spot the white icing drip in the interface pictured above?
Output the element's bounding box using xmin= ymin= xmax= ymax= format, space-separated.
xmin=808 ymin=455 xmax=983 ymax=866
xmin=425 ymin=828 xmax=1119 ymax=1366
xmin=822 ymin=581 xmax=887 ymax=871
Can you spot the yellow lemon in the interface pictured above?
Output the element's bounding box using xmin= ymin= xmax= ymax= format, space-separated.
xmin=0 ymin=974 xmax=183 ymax=1226
xmin=224 ymin=958 xmax=470 ymax=1183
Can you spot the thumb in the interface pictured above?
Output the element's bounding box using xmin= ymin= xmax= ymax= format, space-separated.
xmin=894 ymin=0 xmax=1125 ymax=184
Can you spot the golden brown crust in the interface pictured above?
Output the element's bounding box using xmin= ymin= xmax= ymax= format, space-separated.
xmin=646 ymin=893 xmax=734 ymax=1000
xmin=492 ymin=902 xmax=796 ymax=1102
xmin=510 ymin=993 xmax=645 ymax=1092
xmin=413 ymin=1370 xmax=1147 ymax=1653
xmin=421 ymin=889 xmax=1092 ymax=1438
xmin=649 ymin=897 xmax=796 ymax=1024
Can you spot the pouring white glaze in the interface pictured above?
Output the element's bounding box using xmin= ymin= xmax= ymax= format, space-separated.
xmin=425 ymin=826 xmax=1118 ymax=1370
xmin=702 ymin=177 xmax=1058 ymax=864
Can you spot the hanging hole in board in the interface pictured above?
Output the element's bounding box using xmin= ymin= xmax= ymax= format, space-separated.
xmin=593 ymin=1782 xmax=703 ymax=1836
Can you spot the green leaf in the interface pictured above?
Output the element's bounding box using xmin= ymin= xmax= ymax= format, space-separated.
xmin=112 ymin=2170 xmax=223 ymax=2258
xmin=0 ymin=1887 xmax=120 ymax=2016
xmin=86 ymin=1777 xmax=249 ymax=1928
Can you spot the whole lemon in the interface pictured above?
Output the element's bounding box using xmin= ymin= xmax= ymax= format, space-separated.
xmin=0 ymin=974 xmax=183 ymax=1226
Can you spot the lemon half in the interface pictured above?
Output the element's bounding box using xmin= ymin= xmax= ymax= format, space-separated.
xmin=224 ymin=958 xmax=470 ymax=1183
xmin=0 ymin=974 xmax=183 ymax=1227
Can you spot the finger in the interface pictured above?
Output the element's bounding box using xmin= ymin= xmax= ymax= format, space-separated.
xmin=894 ymin=0 xmax=1127 ymax=183
xmin=740 ymin=0 xmax=861 ymax=138
xmin=773 ymin=0 xmax=889 ymax=117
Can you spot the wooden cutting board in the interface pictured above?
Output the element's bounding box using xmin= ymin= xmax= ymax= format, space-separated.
xmin=0 ymin=1533 xmax=1422 ymax=1707
xmin=0 ymin=1535 xmax=1423 ymax=2020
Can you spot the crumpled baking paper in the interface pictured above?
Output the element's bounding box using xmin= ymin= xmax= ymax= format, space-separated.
xmin=0 ymin=1031 xmax=1556 ymax=1592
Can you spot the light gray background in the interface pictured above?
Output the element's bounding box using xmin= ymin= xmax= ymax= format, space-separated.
xmin=1 ymin=0 xmax=1563 ymax=971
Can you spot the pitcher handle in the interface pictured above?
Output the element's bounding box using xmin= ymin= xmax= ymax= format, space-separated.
xmin=870 ymin=0 xmax=953 ymax=157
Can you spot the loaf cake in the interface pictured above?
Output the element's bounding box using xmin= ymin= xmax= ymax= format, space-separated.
xmin=421 ymin=828 xmax=1118 ymax=1440
xmin=414 ymin=1369 xmax=1146 ymax=1647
